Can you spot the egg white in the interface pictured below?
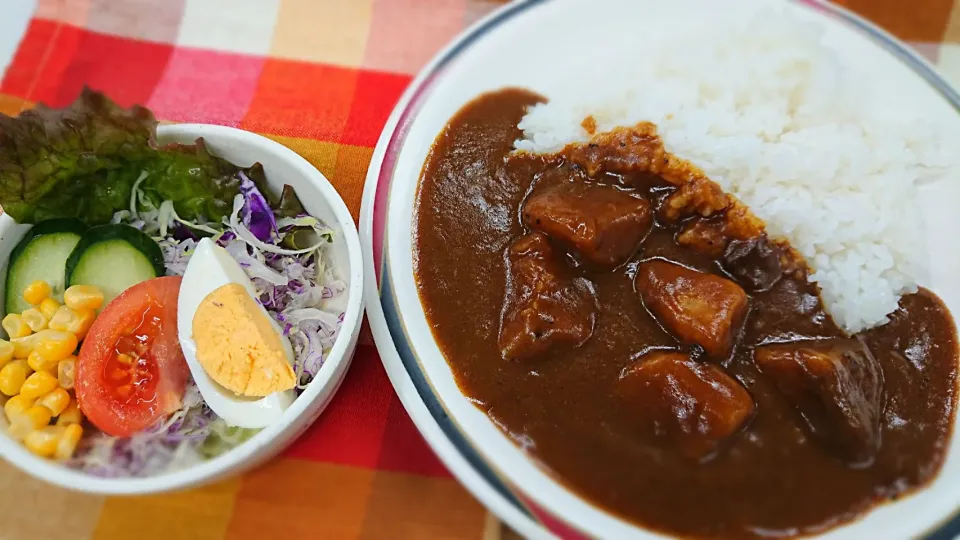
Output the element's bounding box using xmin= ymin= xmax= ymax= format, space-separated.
xmin=177 ymin=238 xmax=296 ymax=429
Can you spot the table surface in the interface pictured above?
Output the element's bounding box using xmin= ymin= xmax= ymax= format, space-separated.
xmin=1 ymin=0 xmax=959 ymax=539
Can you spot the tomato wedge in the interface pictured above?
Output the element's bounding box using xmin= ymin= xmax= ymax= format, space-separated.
xmin=76 ymin=276 xmax=189 ymax=437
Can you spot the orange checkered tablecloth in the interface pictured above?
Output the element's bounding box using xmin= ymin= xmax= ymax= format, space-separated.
xmin=0 ymin=1 xmax=956 ymax=539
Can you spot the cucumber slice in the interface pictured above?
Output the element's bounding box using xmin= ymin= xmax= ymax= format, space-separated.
xmin=66 ymin=225 xmax=165 ymax=307
xmin=4 ymin=219 xmax=87 ymax=315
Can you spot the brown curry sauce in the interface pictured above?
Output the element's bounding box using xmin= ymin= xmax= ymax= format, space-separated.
xmin=413 ymin=89 xmax=959 ymax=538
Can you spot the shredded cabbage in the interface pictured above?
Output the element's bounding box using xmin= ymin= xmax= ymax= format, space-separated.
xmin=75 ymin=172 xmax=344 ymax=477
xmin=238 ymin=171 xmax=277 ymax=242
xmin=227 ymin=194 xmax=333 ymax=256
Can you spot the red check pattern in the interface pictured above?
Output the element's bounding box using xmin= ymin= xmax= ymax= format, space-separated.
xmin=0 ymin=0 xmax=955 ymax=538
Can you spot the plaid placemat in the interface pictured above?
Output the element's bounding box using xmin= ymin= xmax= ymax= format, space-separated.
xmin=0 ymin=0 xmax=956 ymax=539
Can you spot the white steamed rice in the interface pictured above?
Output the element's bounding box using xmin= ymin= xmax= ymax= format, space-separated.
xmin=514 ymin=9 xmax=959 ymax=334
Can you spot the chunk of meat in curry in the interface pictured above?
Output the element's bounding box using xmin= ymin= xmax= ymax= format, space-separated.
xmin=498 ymin=232 xmax=597 ymax=361
xmin=722 ymin=237 xmax=785 ymax=292
xmin=618 ymin=351 xmax=755 ymax=461
xmin=755 ymin=339 xmax=885 ymax=467
xmin=636 ymin=260 xmax=749 ymax=359
xmin=522 ymin=180 xmax=652 ymax=268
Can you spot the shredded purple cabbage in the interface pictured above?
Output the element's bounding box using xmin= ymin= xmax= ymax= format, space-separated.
xmin=67 ymin=384 xmax=216 ymax=477
xmin=217 ymin=231 xmax=236 ymax=245
xmin=238 ymin=171 xmax=277 ymax=242
xmin=172 ymin=223 xmax=200 ymax=242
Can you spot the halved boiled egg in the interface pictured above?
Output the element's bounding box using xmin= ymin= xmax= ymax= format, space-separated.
xmin=177 ymin=238 xmax=296 ymax=428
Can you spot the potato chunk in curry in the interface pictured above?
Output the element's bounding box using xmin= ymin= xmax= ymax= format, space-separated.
xmin=636 ymin=260 xmax=749 ymax=358
xmin=755 ymin=339 xmax=884 ymax=467
xmin=522 ymin=181 xmax=652 ymax=269
xmin=618 ymin=351 xmax=755 ymax=461
xmin=498 ymin=232 xmax=598 ymax=361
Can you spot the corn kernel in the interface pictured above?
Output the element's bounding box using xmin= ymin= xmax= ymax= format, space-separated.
xmin=0 ymin=340 xmax=13 ymax=368
xmin=20 ymin=371 xmax=57 ymax=400
xmin=55 ymin=424 xmax=82 ymax=460
xmin=0 ymin=360 xmax=28 ymax=396
xmin=2 ymin=314 xmax=31 ymax=339
xmin=8 ymin=405 xmax=52 ymax=440
xmin=36 ymin=387 xmax=70 ymax=416
xmin=4 ymin=394 xmax=33 ymax=421
xmin=57 ymin=357 xmax=76 ymax=390
xmin=64 ymin=285 xmax=104 ymax=312
xmin=38 ymin=298 xmax=60 ymax=320
xmin=11 ymin=335 xmax=35 ymax=359
xmin=48 ymin=307 xmax=94 ymax=337
xmin=64 ymin=309 xmax=95 ymax=340
xmin=22 ymin=280 xmax=51 ymax=306
xmin=24 ymin=426 xmax=63 ymax=458
xmin=47 ymin=306 xmax=72 ymax=332
xmin=33 ymin=330 xmax=77 ymax=364
xmin=56 ymin=400 xmax=82 ymax=426
xmin=27 ymin=350 xmax=57 ymax=374
xmin=20 ymin=308 xmax=47 ymax=333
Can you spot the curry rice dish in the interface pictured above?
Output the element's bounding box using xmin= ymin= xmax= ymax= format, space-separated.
xmin=413 ymin=89 xmax=959 ymax=538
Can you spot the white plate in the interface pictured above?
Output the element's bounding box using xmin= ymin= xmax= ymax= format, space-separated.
xmin=361 ymin=0 xmax=960 ymax=538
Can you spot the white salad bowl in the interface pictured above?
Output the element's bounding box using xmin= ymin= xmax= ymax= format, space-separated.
xmin=0 ymin=124 xmax=365 ymax=494
xmin=362 ymin=0 xmax=960 ymax=539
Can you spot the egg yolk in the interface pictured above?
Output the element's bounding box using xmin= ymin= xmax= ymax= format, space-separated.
xmin=192 ymin=283 xmax=296 ymax=396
